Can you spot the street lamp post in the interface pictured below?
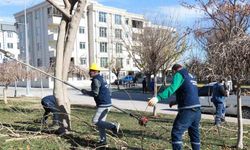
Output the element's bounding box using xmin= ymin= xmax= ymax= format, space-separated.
xmin=24 ymin=0 xmax=31 ymax=95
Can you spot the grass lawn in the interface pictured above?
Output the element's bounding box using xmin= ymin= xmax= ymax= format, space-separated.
xmin=0 ymin=97 xmax=249 ymax=150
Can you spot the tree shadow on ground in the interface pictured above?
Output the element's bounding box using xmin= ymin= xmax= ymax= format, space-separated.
xmin=3 ymin=106 xmax=40 ymax=113
xmin=2 ymin=122 xmax=41 ymax=132
xmin=61 ymin=133 xmax=118 ymax=150
xmin=202 ymin=139 xmax=237 ymax=149
xmin=147 ymin=117 xmax=173 ymax=123
xmin=120 ymin=128 xmax=166 ymax=140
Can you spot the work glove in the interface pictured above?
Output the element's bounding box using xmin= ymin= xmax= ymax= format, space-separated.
xmin=81 ymin=89 xmax=88 ymax=95
xmin=169 ymin=100 xmax=176 ymax=108
xmin=148 ymin=97 xmax=158 ymax=106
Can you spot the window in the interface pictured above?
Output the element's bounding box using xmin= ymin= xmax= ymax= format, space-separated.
xmin=132 ymin=20 xmax=143 ymax=28
xmin=116 ymin=43 xmax=122 ymax=53
xmin=115 ymin=14 xmax=122 ymax=25
xmin=52 ymin=7 xmax=62 ymax=17
xmin=132 ymin=33 xmax=140 ymax=41
xmin=47 ymin=7 xmax=52 ymax=17
xmin=126 ymin=59 xmax=130 ymax=65
xmin=80 ymin=42 xmax=85 ymax=49
xmin=37 ymin=43 xmax=40 ymax=51
xmin=99 ymin=12 xmax=107 ymax=22
xmin=100 ymin=57 xmax=108 ymax=68
xmin=7 ymin=43 xmax=13 ymax=49
xmin=79 ymin=26 xmax=85 ymax=34
xmin=116 ymin=58 xmax=123 ymax=68
xmin=99 ymin=27 xmax=107 ymax=37
xmin=115 ymin=29 xmax=122 ymax=39
xmin=37 ymin=58 xmax=42 ymax=67
xmin=125 ymin=18 xmax=129 ymax=25
xmin=100 ymin=42 xmax=107 ymax=52
xmin=7 ymin=32 xmax=13 ymax=38
xmin=35 ymin=11 xmax=40 ymax=19
xmin=80 ymin=57 xmax=87 ymax=65
xmin=49 ymin=57 xmax=56 ymax=67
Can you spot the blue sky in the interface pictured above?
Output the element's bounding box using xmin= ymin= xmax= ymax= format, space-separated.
xmin=0 ymin=0 xmax=203 ymax=61
xmin=0 ymin=0 xmax=202 ymax=27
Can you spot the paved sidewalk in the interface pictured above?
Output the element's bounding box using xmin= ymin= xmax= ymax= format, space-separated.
xmin=1 ymin=86 xmax=250 ymax=125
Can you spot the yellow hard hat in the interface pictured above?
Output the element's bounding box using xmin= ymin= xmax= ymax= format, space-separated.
xmin=89 ymin=63 xmax=100 ymax=71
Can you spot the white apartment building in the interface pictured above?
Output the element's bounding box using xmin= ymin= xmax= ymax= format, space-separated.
xmin=87 ymin=2 xmax=144 ymax=79
xmin=14 ymin=0 xmax=146 ymax=86
xmin=0 ymin=22 xmax=19 ymax=63
xmin=14 ymin=1 xmax=89 ymax=69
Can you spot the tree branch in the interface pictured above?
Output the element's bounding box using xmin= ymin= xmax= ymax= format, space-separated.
xmin=46 ymin=0 xmax=72 ymax=20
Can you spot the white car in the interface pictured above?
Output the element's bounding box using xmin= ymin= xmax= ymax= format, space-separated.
xmin=198 ymin=83 xmax=250 ymax=119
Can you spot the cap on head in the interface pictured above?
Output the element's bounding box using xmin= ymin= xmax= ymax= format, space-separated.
xmin=89 ymin=63 xmax=101 ymax=71
xmin=172 ymin=64 xmax=182 ymax=71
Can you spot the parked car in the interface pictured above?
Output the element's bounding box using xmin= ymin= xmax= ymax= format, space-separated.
xmin=198 ymin=82 xmax=250 ymax=119
xmin=166 ymin=82 xmax=250 ymax=119
xmin=114 ymin=75 xmax=134 ymax=85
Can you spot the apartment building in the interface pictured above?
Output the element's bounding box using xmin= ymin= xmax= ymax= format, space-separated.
xmin=87 ymin=2 xmax=144 ymax=79
xmin=14 ymin=1 xmax=89 ymax=69
xmin=0 ymin=22 xmax=19 ymax=63
xmin=14 ymin=0 xmax=146 ymax=86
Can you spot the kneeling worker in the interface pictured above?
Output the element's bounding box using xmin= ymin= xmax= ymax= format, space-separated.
xmin=41 ymin=95 xmax=59 ymax=125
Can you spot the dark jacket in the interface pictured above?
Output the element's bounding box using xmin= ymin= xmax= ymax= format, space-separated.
xmin=41 ymin=95 xmax=57 ymax=111
xmin=88 ymin=74 xmax=112 ymax=107
xmin=211 ymin=82 xmax=227 ymax=103
xmin=142 ymin=79 xmax=146 ymax=87
xmin=175 ymin=69 xmax=201 ymax=109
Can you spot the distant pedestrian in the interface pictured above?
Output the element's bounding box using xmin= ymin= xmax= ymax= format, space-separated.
xmin=225 ymin=76 xmax=232 ymax=95
xmin=142 ymin=77 xmax=147 ymax=93
xmin=41 ymin=95 xmax=59 ymax=125
xmin=211 ymin=78 xmax=228 ymax=125
xmin=133 ymin=76 xmax=137 ymax=86
xmin=150 ymin=78 xmax=155 ymax=93
xmin=81 ymin=63 xmax=120 ymax=147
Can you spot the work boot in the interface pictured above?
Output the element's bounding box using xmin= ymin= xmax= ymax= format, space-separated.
xmin=95 ymin=140 xmax=108 ymax=147
xmin=221 ymin=116 xmax=226 ymax=122
xmin=111 ymin=122 xmax=120 ymax=135
xmin=214 ymin=121 xmax=221 ymax=126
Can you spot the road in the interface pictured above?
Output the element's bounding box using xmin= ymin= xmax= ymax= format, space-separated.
xmin=1 ymin=86 xmax=250 ymax=125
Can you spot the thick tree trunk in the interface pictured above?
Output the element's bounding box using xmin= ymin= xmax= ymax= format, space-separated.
xmin=52 ymin=0 xmax=88 ymax=133
xmin=54 ymin=16 xmax=71 ymax=132
xmin=236 ymin=85 xmax=243 ymax=149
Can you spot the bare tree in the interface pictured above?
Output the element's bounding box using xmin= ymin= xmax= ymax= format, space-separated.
xmin=0 ymin=61 xmax=26 ymax=104
xmin=46 ymin=0 xmax=88 ymax=133
xmin=182 ymin=0 xmax=250 ymax=148
xmin=185 ymin=57 xmax=213 ymax=82
xmin=123 ymin=19 xmax=188 ymax=116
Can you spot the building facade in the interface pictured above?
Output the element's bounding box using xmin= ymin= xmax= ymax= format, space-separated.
xmin=14 ymin=0 xmax=145 ymax=85
xmin=0 ymin=22 xmax=19 ymax=63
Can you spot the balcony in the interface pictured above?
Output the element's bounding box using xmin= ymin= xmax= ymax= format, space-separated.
xmin=48 ymin=16 xmax=61 ymax=27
